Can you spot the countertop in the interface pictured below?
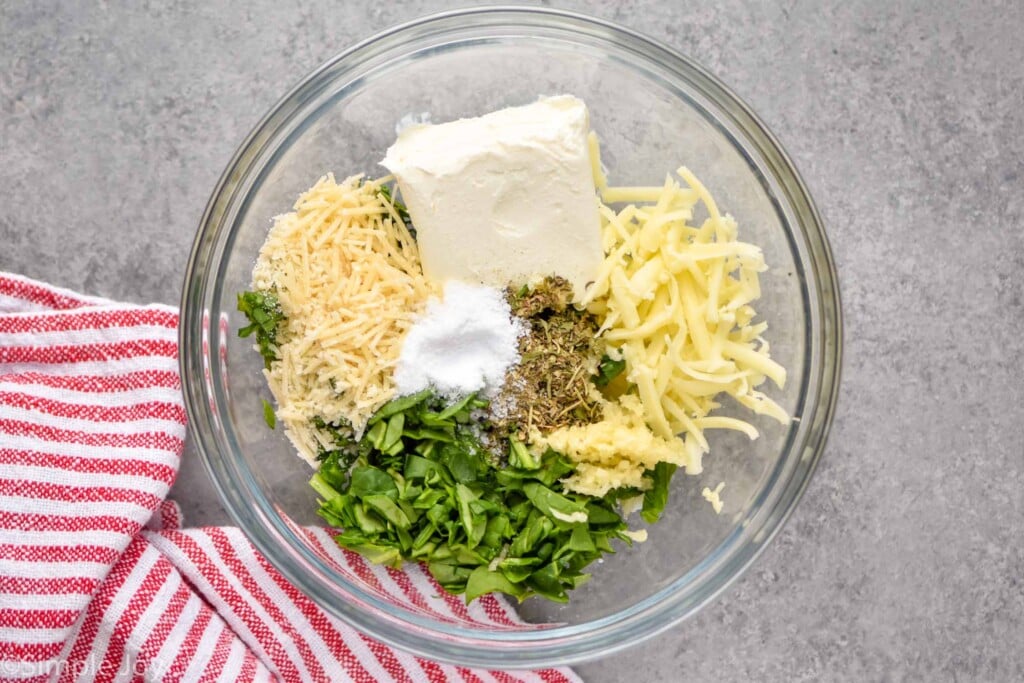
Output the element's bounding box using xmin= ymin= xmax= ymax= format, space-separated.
xmin=2 ymin=1 xmax=1022 ymax=681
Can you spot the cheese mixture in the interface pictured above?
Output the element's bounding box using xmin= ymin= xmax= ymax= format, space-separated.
xmin=240 ymin=96 xmax=790 ymax=604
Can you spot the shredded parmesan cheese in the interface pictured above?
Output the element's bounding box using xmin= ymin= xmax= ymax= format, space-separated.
xmin=578 ymin=166 xmax=789 ymax=477
xmin=251 ymin=174 xmax=432 ymax=464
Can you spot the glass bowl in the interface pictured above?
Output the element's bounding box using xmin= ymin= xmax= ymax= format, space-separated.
xmin=181 ymin=6 xmax=841 ymax=669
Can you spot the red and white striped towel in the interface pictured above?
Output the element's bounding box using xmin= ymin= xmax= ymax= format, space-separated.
xmin=0 ymin=273 xmax=581 ymax=683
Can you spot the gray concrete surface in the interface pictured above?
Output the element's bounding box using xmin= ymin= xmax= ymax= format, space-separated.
xmin=2 ymin=1 xmax=1022 ymax=681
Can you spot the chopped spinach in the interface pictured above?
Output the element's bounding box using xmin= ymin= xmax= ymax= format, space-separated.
xmin=376 ymin=184 xmax=412 ymax=230
xmin=310 ymin=391 xmax=635 ymax=603
xmin=237 ymin=290 xmax=286 ymax=369
xmin=310 ymin=416 xmax=364 ymax=471
xmin=641 ymin=461 xmax=678 ymax=524
xmin=593 ymin=354 xmax=627 ymax=388
xmin=262 ymin=399 xmax=276 ymax=429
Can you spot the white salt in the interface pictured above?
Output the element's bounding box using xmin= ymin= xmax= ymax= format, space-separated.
xmin=394 ymin=280 xmax=522 ymax=398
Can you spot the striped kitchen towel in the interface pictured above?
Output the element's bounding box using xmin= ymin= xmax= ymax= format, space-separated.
xmin=0 ymin=273 xmax=580 ymax=683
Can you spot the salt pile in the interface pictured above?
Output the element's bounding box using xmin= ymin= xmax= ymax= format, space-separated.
xmin=394 ymin=280 xmax=522 ymax=398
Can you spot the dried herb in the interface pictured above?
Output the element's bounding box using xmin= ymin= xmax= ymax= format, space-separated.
xmin=493 ymin=277 xmax=605 ymax=438
xmin=508 ymin=276 xmax=574 ymax=318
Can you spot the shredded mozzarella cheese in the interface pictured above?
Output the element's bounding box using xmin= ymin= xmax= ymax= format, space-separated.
xmin=702 ymin=482 xmax=726 ymax=514
xmin=581 ymin=167 xmax=790 ymax=476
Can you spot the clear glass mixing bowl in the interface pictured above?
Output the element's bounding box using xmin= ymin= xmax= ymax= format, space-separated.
xmin=181 ymin=7 xmax=841 ymax=668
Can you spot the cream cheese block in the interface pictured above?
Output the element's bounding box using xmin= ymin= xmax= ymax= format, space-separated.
xmin=380 ymin=95 xmax=603 ymax=301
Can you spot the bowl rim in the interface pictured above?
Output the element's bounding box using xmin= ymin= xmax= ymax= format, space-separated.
xmin=181 ymin=5 xmax=843 ymax=668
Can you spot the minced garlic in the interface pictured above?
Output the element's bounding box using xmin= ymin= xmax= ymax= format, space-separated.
xmin=531 ymin=395 xmax=701 ymax=497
